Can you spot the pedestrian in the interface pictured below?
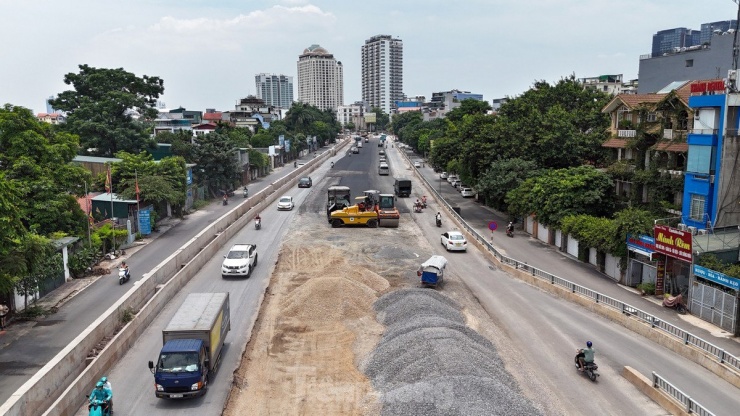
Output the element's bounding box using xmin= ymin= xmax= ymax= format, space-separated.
xmin=0 ymin=302 xmax=9 ymax=330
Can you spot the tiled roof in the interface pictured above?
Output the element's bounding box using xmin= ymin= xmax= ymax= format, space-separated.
xmin=602 ymin=79 xmax=722 ymax=113
xmin=652 ymin=142 xmax=688 ymax=152
xmin=203 ymin=112 xmax=222 ymax=120
xmin=603 ymin=138 xmax=628 ymax=148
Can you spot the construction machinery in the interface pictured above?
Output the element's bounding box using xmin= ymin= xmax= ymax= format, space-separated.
xmin=376 ymin=193 xmax=400 ymax=227
xmin=326 ymin=185 xmax=351 ymax=222
xmin=330 ymin=196 xmax=380 ymax=228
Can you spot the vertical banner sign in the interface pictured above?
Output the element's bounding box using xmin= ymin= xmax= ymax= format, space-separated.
xmin=655 ymin=260 xmax=666 ymax=296
xmin=653 ymin=225 xmax=693 ymax=262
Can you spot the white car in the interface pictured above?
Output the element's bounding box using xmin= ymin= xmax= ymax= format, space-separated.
xmin=441 ymin=231 xmax=467 ymax=252
xmin=414 ymin=161 xmax=422 ymax=168
xmin=277 ymin=196 xmax=295 ymax=210
xmin=447 ymin=175 xmax=458 ymax=184
xmin=221 ymin=244 xmax=258 ymax=278
xmin=461 ymin=188 xmax=475 ymax=198
xmin=440 ymin=172 xmax=449 ymax=179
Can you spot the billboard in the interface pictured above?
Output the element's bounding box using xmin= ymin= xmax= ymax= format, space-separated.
xmin=364 ymin=112 xmax=376 ymax=123
xmin=653 ymin=225 xmax=692 ymax=262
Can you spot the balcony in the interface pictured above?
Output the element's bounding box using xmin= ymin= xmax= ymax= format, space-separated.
xmin=690 ymin=128 xmax=718 ymax=135
xmin=618 ymin=129 xmax=636 ymax=138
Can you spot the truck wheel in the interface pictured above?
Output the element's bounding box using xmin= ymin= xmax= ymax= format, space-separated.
xmin=367 ymin=219 xmax=378 ymax=228
xmin=331 ymin=219 xmax=343 ymax=228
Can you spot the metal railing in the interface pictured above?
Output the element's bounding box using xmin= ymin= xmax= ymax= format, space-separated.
xmin=652 ymin=372 xmax=716 ymax=416
xmin=401 ymin=149 xmax=740 ymax=375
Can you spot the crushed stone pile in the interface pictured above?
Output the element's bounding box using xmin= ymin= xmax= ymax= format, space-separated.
xmin=364 ymin=288 xmax=542 ymax=416
xmin=281 ymin=276 xmax=379 ymax=321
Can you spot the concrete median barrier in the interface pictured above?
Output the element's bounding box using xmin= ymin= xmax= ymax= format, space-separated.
xmin=1 ymin=154 xmax=337 ymax=416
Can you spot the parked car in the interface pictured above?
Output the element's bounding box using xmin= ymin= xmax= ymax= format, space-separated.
xmin=457 ymin=183 xmax=468 ymax=192
xmin=298 ymin=177 xmax=312 ymax=188
xmin=461 ymin=188 xmax=475 ymax=198
xmin=447 ymin=175 xmax=458 ymax=184
xmin=277 ymin=196 xmax=295 ymax=210
xmin=441 ymin=231 xmax=467 ymax=252
xmin=440 ymin=171 xmax=449 ymax=179
xmin=414 ymin=161 xmax=422 ymax=168
xmin=451 ymin=179 xmax=462 ymax=188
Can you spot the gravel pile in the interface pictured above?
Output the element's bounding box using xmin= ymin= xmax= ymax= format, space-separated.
xmin=364 ymin=289 xmax=541 ymax=416
xmin=281 ymin=276 xmax=378 ymax=321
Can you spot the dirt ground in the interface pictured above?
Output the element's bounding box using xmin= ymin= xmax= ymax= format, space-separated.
xmin=223 ymin=194 xmax=564 ymax=415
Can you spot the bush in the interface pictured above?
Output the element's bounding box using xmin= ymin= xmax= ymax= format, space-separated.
xmin=637 ymin=282 xmax=656 ymax=295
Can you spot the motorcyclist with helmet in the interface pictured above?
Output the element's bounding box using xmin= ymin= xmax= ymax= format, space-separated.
xmin=576 ymin=341 xmax=595 ymax=371
xmin=88 ymin=380 xmax=112 ymax=415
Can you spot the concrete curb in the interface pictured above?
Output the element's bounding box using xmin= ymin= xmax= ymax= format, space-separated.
xmin=622 ymin=366 xmax=689 ymax=416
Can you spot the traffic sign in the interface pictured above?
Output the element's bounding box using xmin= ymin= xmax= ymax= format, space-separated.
xmin=488 ymin=221 xmax=498 ymax=231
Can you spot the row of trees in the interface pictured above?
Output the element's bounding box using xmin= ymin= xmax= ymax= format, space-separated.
xmin=1 ymin=64 xmax=343 ymax=302
xmin=391 ymin=76 xmax=660 ymax=263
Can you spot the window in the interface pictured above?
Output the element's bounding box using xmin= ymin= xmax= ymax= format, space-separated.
xmin=647 ymin=112 xmax=657 ymax=122
xmin=690 ymin=194 xmax=706 ymax=221
xmin=686 ymin=59 xmax=694 ymax=67
xmin=686 ymin=145 xmax=713 ymax=174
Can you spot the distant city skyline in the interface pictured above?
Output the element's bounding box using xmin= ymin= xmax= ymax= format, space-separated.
xmin=0 ymin=1 xmax=737 ymax=113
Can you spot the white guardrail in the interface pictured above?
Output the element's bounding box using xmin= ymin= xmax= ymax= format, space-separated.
xmin=652 ymin=372 xmax=716 ymax=416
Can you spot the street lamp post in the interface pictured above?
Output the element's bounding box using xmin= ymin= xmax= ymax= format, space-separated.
xmin=84 ymin=181 xmax=92 ymax=247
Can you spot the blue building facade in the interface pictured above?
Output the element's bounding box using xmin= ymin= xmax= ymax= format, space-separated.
xmin=682 ymin=84 xmax=739 ymax=229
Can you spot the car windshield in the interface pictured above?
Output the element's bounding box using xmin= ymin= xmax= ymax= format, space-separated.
xmin=449 ymin=234 xmax=465 ymax=241
xmin=157 ymin=352 xmax=199 ymax=373
xmin=280 ymin=197 xmax=291 ymax=203
xmin=227 ymin=250 xmax=248 ymax=259
xmin=300 ymin=178 xmax=309 ymax=184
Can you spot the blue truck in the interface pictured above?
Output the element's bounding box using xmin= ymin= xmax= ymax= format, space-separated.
xmin=148 ymin=292 xmax=230 ymax=399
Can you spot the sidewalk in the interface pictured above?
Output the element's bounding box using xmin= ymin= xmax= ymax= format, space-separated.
xmin=0 ymin=216 xmax=182 ymax=345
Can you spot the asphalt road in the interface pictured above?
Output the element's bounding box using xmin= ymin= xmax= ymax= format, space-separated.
xmin=0 ymin=151 xmax=324 ymax=406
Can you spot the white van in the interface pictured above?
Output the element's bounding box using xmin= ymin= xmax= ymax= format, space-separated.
xmin=378 ymin=163 xmax=390 ymax=175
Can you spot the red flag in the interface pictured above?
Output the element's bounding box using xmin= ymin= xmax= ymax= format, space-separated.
xmin=105 ymin=165 xmax=112 ymax=194
xmin=135 ymin=177 xmax=140 ymax=202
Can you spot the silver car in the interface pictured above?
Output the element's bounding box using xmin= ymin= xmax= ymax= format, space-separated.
xmin=277 ymin=196 xmax=294 ymax=210
xmin=441 ymin=231 xmax=467 ymax=252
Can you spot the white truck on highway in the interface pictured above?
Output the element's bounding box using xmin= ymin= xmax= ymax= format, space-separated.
xmin=148 ymin=292 xmax=230 ymax=399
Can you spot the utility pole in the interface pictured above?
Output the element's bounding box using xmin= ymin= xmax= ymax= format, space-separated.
xmin=733 ymin=1 xmax=740 ymax=72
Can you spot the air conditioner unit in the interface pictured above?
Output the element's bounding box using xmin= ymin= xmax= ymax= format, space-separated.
xmin=677 ymin=223 xmax=688 ymax=231
xmin=697 ymin=229 xmax=709 ymax=235
xmin=687 ymin=226 xmax=698 ymax=235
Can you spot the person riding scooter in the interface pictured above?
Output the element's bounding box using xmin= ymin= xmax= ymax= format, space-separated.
xmin=255 ymin=213 xmax=262 ymax=230
xmin=331 ymin=161 xmax=334 ymax=168
xmin=506 ymin=222 xmax=514 ymax=237
xmin=576 ymin=341 xmax=595 ymax=371
xmin=435 ymin=212 xmax=442 ymax=227
xmin=243 ymin=186 xmax=248 ymax=198
xmin=88 ymin=381 xmax=111 ymax=415
xmin=100 ymin=376 xmax=113 ymax=413
xmin=223 ymin=193 xmax=228 ymax=206
xmin=120 ymin=262 xmax=130 ymax=280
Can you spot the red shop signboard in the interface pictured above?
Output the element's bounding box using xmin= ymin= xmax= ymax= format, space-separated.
xmin=653 ymin=225 xmax=692 ymax=262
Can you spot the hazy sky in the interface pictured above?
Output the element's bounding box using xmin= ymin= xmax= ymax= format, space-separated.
xmin=1 ymin=0 xmax=737 ymax=113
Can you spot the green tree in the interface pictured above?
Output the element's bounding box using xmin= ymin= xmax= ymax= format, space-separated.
xmin=49 ymin=64 xmax=164 ymax=156
xmin=11 ymin=234 xmax=60 ymax=310
xmin=476 ymin=158 xmax=541 ymax=210
xmin=284 ymin=102 xmax=316 ymax=133
xmin=391 ymin=111 xmax=422 ymax=138
xmin=0 ymin=105 xmax=89 ymax=236
xmin=506 ymin=166 xmax=614 ymax=227
xmin=113 ymin=152 xmax=187 ymax=215
xmin=0 ymin=173 xmax=26 ymax=294
xmin=370 ymin=107 xmax=390 ymax=131
xmin=345 ymin=122 xmax=356 ymax=131
xmin=190 ymin=132 xmax=242 ymax=196
xmin=445 ymin=99 xmax=492 ymax=124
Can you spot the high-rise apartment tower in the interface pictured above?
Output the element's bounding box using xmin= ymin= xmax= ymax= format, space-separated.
xmin=296 ymin=44 xmax=344 ymax=111
xmin=255 ymin=73 xmax=294 ymax=109
xmin=361 ymin=35 xmax=403 ymax=115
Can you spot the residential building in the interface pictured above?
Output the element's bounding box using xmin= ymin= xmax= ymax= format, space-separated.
xmin=601 ymin=81 xmax=697 ymax=206
xmin=579 ymin=74 xmax=638 ymax=96
xmin=336 ymin=102 xmax=367 ymax=130
xmin=682 ymin=79 xmax=740 ymax=230
xmin=639 ymin=32 xmax=734 ymax=93
xmin=153 ymin=111 xmax=192 ymax=136
xmin=255 ymin=73 xmax=294 ymax=109
xmin=36 ymin=112 xmax=66 ymax=125
xmin=227 ymin=96 xmax=279 ymax=131
xmin=45 ymin=95 xmax=58 ymax=114
xmin=169 ymin=107 xmax=202 ymax=125
xmin=491 ymin=98 xmax=508 ymax=112
xmin=296 ymin=44 xmax=344 ymax=111
xmin=203 ymin=109 xmax=227 ymax=124
xmin=361 ymin=34 xmax=404 ymax=115
xmin=651 ymin=27 xmax=700 ymax=58
xmin=423 ymin=90 xmax=484 ymax=120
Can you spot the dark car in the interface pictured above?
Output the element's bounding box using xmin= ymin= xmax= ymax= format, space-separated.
xmin=298 ymin=177 xmax=312 ymax=188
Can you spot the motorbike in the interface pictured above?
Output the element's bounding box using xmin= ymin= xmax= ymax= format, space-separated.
xmin=86 ymin=397 xmax=111 ymax=416
xmin=243 ymin=187 xmax=248 ymax=198
xmin=222 ymin=195 xmax=228 ymax=206
xmin=294 ymin=161 xmax=297 ymax=168
xmin=331 ymin=162 xmax=335 ymax=168
xmin=506 ymin=228 xmax=514 ymax=238
xmin=421 ymin=196 xmax=427 ymax=209
xmin=574 ymin=353 xmax=599 ymax=381
xmin=662 ymin=293 xmax=687 ymax=314
xmin=255 ymin=217 xmax=262 ymax=230
xmin=414 ymin=202 xmax=423 ymax=213
xmin=435 ymin=215 xmax=442 ymax=227
xmin=118 ymin=267 xmax=130 ymax=285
